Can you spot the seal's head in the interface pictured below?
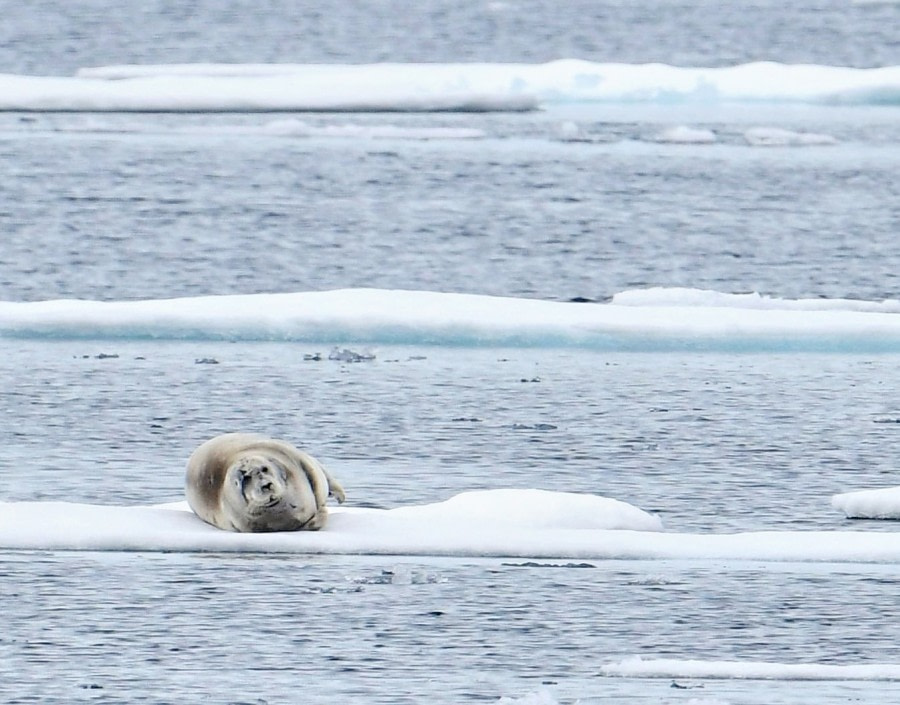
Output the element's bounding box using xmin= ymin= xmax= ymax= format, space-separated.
xmin=222 ymin=452 xmax=320 ymax=532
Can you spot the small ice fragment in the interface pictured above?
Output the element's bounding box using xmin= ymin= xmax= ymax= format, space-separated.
xmin=328 ymin=347 xmax=376 ymax=362
xmin=744 ymin=127 xmax=837 ymax=146
xmin=654 ymin=125 xmax=717 ymax=144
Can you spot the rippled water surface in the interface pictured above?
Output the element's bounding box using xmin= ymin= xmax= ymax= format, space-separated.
xmin=2 ymin=0 xmax=897 ymax=74
xmin=1 ymin=108 xmax=899 ymax=303
xmin=7 ymin=552 xmax=900 ymax=705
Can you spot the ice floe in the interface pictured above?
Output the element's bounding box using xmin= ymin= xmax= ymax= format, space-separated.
xmin=0 ymin=489 xmax=662 ymax=554
xmin=0 ymin=60 xmax=897 ymax=112
xmin=654 ymin=126 xmax=717 ymax=144
xmin=4 ymin=489 xmax=900 ymax=562
xmin=4 ymin=288 xmax=900 ymax=353
xmin=833 ymin=486 xmax=900 ymax=519
xmin=744 ymin=126 xmax=838 ymax=146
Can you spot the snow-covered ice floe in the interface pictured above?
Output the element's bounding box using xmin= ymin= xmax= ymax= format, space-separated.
xmin=0 ymin=60 xmax=897 ymax=112
xmin=3 ymin=489 xmax=900 ymax=562
xmin=0 ymin=489 xmax=665 ymax=554
xmin=833 ymin=487 xmax=900 ymax=519
xmin=601 ymin=656 xmax=900 ymax=681
xmin=0 ymin=65 xmax=537 ymax=113
xmin=5 ymin=287 xmax=900 ymax=353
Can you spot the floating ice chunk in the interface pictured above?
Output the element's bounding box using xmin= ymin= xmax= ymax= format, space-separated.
xmin=832 ymin=486 xmax=900 ymax=519
xmin=654 ymin=125 xmax=717 ymax=144
xmin=744 ymin=126 xmax=838 ymax=146
xmin=2 ymin=67 xmax=538 ymax=113
xmin=3 ymin=60 xmax=895 ymax=112
xmin=328 ymin=346 xmax=376 ymax=362
xmin=0 ymin=488 xmax=664 ymax=555
xmin=12 ymin=492 xmax=900 ymax=560
xmin=264 ymin=118 xmax=485 ymax=140
xmin=263 ymin=118 xmax=313 ymax=135
xmin=8 ymin=288 xmax=900 ymax=352
xmin=557 ymin=120 xmax=590 ymax=141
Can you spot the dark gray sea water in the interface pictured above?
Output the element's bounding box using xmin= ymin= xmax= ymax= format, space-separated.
xmin=1 ymin=106 xmax=899 ymax=303
xmin=1 ymin=0 xmax=897 ymax=74
xmin=2 ymin=1 xmax=900 ymax=703
xmin=7 ymin=552 xmax=900 ymax=705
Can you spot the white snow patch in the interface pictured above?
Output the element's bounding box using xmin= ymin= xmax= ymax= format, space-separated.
xmin=0 ymin=489 xmax=665 ymax=556
xmin=832 ymin=486 xmax=900 ymax=519
xmin=5 ymin=288 xmax=900 ymax=352
xmin=1 ymin=65 xmax=539 ymax=113
xmin=610 ymin=287 xmax=900 ymax=313
xmin=0 ymin=60 xmax=896 ymax=112
xmin=655 ymin=125 xmax=717 ymax=144
xmin=5 ymin=491 xmax=900 ymax=562
xmin=386 ymin=489 xmax=663 ymax=532
xmin=72 ymin=60 xmax=900 ymax=105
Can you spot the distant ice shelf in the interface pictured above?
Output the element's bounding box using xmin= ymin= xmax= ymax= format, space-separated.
xmin=0 ymin=60 xmax=897 ymax=112
xmin=4 ymin=287 xmax=900 ymax=353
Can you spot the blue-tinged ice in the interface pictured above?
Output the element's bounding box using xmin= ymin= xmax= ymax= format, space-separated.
xmin=0 ymin=60 xmax=897 ymax=112
xmin=3 ymin=287 xmax=900 ymax=353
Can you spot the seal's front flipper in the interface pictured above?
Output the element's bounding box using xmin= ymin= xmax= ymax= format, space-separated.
xmin=301 ymin=507 xmax=328 ymax=531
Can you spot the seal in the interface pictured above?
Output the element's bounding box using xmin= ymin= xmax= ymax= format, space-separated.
xmin=185 ymin=432 xmax=346 ymax=532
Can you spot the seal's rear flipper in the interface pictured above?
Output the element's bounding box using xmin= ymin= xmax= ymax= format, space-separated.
xmin=327 ymin=475 xmax=346 ymax=504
